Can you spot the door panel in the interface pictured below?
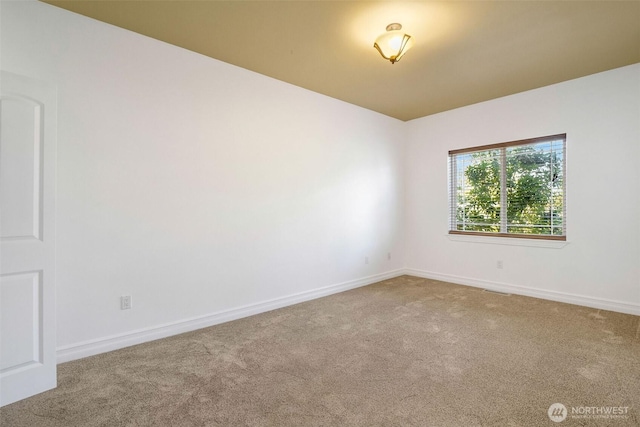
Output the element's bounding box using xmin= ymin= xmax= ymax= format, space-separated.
xmin=0 ymin=271 xmax=42 ymax=371
xmin=0 ymin=96 xmax=42 ymax=240
xmin=0 ymin=71 xmax=57 ymax=407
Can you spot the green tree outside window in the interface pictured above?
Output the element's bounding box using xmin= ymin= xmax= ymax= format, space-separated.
xmin=449 ymin=135 xmax=565 ymax=239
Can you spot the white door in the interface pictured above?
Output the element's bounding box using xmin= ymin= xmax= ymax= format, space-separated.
xmin=0 ymin=71 xmax=57 ymax=407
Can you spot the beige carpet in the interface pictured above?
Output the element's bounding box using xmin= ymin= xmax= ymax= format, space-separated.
xmin=1 ymin=275 xmax=639 ymax=426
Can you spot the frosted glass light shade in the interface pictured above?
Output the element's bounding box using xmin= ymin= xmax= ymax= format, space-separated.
xmin=373 ymin=24 xmax=414 ymax=64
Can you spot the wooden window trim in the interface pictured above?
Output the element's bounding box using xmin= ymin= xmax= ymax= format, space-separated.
xmin=449 ymin=230 xmax=566 ymax=241
xmin=449 ymin=133 xmax=566 ymax=156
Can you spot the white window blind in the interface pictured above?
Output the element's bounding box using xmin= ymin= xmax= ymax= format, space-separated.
xmin=448 ymin=134 xmax=566 ymax=240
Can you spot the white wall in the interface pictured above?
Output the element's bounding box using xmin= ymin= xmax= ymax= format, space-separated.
xmin=1 ymin=1 xmax=405 ymax=360
xmin=405 ymin=64 xmax=640 ymax=314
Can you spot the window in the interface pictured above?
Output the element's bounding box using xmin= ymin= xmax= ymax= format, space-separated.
xmin=448 ymin=134 xmax=566 ymax=240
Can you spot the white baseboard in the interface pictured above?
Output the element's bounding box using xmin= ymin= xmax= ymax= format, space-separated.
xmin=57 ymin=267 xmax=638 ymax=363
xmin=403 ymin=268 xmax=640 ymax=316
xmin=56 ymin=269 xmax=406 ymax=363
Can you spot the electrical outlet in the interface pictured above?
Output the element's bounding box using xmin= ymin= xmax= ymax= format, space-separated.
xmin=365 ymin=256 xmax=369 ymax=264
xmin=388 ymin=252 xmax=391 ymax=260
xmin=497 ymin=260 xmax=503 ymax=269
xmin=121 ymin=295 xmax=132 ymax=310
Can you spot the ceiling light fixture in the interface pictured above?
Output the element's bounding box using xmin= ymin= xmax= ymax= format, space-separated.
xmin=373 ymin=23 xmax=414 ymax=64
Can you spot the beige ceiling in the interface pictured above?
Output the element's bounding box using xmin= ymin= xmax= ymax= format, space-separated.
xmin=43 ymin=1 xmax=640 ymax=121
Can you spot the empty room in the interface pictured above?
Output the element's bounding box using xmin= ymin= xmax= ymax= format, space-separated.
xmin=1 ymin=1 xmax=639 ymax=425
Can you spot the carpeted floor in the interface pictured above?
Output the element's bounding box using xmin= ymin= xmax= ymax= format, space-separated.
xmin=1 ymin=275 xmax=639 ymax=426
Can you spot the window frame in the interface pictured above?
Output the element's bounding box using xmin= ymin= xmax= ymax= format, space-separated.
xmin=448 ymin=134 xmax=567 ymax=241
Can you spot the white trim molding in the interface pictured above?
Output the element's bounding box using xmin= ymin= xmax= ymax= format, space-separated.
xmin=57 ymin=269 xmax=406 ymax=363
xmin=404 ymin=268 xmax=640 ymax=316
xmin=57 ymin=267 xmax=639 ymax=364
